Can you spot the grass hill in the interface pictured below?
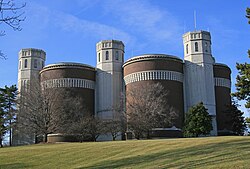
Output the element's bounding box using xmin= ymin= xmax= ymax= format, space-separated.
xmin=0 ymin=136 xmax=250 ymax=169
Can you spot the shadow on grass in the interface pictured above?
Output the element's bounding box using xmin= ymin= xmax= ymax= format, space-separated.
xmin=0 ymin=163 xmax=33 ymax=169
xmin=80 ymin=138 xmax=250 ymax=169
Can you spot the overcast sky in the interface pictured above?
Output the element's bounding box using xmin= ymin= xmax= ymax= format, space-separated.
xmin=0 ymin=0 xmax=249 ymax=114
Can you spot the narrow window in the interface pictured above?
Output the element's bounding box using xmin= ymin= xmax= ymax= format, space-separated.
xmin=115 ymin=51 xmax=119 ymax=60
xmin=186 ymin=44 xmax=188 ymax=54
xmin=98 ymin=53 xmax=100 ymax=62
xmin=23 ymin=80 xmax=26 ymax=89
xmin=42 ymin=61 xmax=44 ymax=68
xmin=34 ymin=59 xmax=38 ymax=68
xmin=205 ymin=42 xmax=208 ymax=52
xmin=24 ymin=59 xmax=28 ymax=68
xmin=19 ymin=61 xmax=21 ymax=69
xmin=195 ymin=42 xmax=198 ymax=52
xmin=106 ymin=51 xmax=109 ymax=60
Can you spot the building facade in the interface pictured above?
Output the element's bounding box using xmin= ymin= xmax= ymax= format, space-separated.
xmin=14 ymin=48 xmax=46 ymax=145
xmin=16 ymin=30 xmax=232 ymax=143
xmin=96 ymin=40 xmax=124 ymax=120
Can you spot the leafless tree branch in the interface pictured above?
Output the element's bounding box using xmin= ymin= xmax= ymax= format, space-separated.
xmin=0 ymin=50 xmax=6 ymax=59
xmin=126 ymin=82 xmax=178 ymax=139
xmin=0 ymin=0 xmax=26 ymax=59
xmin=0 ymin=0 xmax=26 ymax=31
xmin=16 ymin=80 xmax=74 ymax=143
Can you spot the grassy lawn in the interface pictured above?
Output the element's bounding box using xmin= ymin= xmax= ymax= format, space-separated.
xmin=0 ymin=136 xmax=250 ymax=169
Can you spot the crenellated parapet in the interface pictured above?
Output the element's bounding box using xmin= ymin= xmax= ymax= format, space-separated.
xmin=96 ymin=40 xmax=124 ymax=52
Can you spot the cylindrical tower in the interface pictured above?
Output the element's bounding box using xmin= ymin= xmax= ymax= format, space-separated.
xmin=40 ymin=62 xmax=96 ymax=115
xmin=213 ymin=63 xmax=232 ymax=135
xmin=40 ymin=62 xmax=96 ymax=142
xmin=123 ymin=54 xmax=184 ymax=137
xmin=18 ymin=48 xmax=46 ymax=92
xmin=96 ymin=40 xmax=124 ymax=119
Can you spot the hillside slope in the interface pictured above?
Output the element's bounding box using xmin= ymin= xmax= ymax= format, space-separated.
xmin=0 ymin=136 xmax=250 ymax=169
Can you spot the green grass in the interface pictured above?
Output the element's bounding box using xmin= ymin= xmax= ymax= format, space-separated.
xmin=1 ymin=136 xmax=250 ymax=169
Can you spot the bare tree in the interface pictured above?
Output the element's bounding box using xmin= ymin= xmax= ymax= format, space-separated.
xmin=126 ymin=82 xmax=177 ymax=139
xmin=17 ymin=81 xmax=69 ymax=143
xmin=103 ymin=103 xmax=127 ymax=141
xmin=103 ymin=119 xmax=123 ymax=141
xmin=68 ymin=115 xmax=90 ymax=142
xmin=69 ymin=104 xmax=126 ymax=142
xmin=0 ymin=0 xmax=26 ymax=59
xmin=69 ymin=115 xmax=105 ymax=142
xmin=87 ymin=117 xmax=105 ymax=142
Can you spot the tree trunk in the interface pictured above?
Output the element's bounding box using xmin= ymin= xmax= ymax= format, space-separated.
xmin=91 ymin=135 xmax=96 ymax=142
xmin=147 ymin=130 xmax=151 ymax=139
xmin=35 ymin=135 xmax=38 ymax=144
xmin=44 ymin=133 xmax=48 ymax=143
xmin=9 ymin=119 xmax=12 ymax=146
xmin=0 ymin=138 xmax=3 ymax=147
xmin=135 ymin=133 xmax=140 ymax=140
xmin=80 ymin=134 xmax=83 ymax=143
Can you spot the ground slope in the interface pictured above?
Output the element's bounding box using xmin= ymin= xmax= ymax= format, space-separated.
xmin=0 ymin=136 xmax=250 ymax=169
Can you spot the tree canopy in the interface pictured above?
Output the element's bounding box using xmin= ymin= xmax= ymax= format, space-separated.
xmin=0 ymin=85 xmax=18 ymax=147
xmin=183 ymin=102 xmax=213 ymax=137
xmin=245 ymin=117 xmax=250 ymax=128
xmin=0 ymin=94 xmax=7 ymax=147
xmin=224 ymin=101 xmax=246 ymax=135
xmin=233 ymin=7 xmax=250 ymax=108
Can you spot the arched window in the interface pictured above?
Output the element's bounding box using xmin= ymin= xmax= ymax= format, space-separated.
xmin=24 ymin=59 xmax=28 ymax=68
xmin=115 ymin=51 xmax=119 ymax=60
xmin=195 ymin=42 xmax=198 ymax=52
xmin=186 ymin=44 xmax=188 ymax=54
xmin=106 ymin=51 xmax=109 ymax=60
xmin=98 ymin=53 xmax=100 ymax=62
xmin=19 ymin=61 xmax=21 ymax=69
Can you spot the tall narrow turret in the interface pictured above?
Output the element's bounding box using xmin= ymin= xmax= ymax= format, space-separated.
xmin=18 ymin=48 xmax=46 ymax=92
xmin=183 ymin=31 xmax=217 ymax=135
xmin=14 ymin=48 xmax=46 ymax=145
xmin=96 ymin=40 xmax=124 ymax=119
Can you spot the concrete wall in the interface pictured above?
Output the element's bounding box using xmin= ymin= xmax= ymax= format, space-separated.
xmin=183 ymin=31 xmax=217 ymax=136
xmin=13 ymin=48 xmax=46 ymax=146
xmin=96 ymin=40 xmax=124 ymax=120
